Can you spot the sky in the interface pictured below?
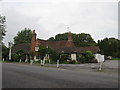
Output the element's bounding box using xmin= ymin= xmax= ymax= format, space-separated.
xmin=0 ymin=0 xmax=118 ymax=47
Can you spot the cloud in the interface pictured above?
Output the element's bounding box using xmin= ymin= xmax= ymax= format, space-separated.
xmin=1 ymin=1 xmax=118 ymax=46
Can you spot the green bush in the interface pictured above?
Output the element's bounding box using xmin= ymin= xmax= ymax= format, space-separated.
xmin=77 ymin=54 xmax=86 ymax=64
xmin=60 ymin=54 xmax=69 ymax=63
xmin=21 ymin=53 xmax=26 ymax=61
xmin=85 ymin=51 xmax=94 ymax=63
xmin=50 ymin=50 xmax=60 ymax=62
xmin=12 ymin=53 xmax=20 ymax=62
xmin=2 ymin=45 xmax=9 ymax=60
xmin=60 ymin=60 xmax=69 ymax=64
xmin=68 ymin=60 xmax=76 ymax=64
xmin=50 ymin=60 xmax=56 ymax=64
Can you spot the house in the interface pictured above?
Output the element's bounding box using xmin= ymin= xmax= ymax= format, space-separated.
xmin=12 ymin=30 xmax=100 ymax=62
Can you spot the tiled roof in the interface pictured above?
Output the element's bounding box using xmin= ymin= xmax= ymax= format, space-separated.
xmin=11 ymin=40 xmax=99 ymax=54
xmin=56 ymin=46 xmax=100 ymax=54
xmin=78 ymin=46 xmax=100 ymax=53
xmin=76 ymin=46 xmax=100 ymax=53
xmin=37 ymin=39 xmax=99 ymax=54
xmin=37 ymin=39 xmax=75 ymax=49
xmin=12 ymin=43 xmax=31 ymax=53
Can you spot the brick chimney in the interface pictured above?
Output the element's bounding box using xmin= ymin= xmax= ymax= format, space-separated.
xmin=68 ymin=32 xmax=72 ymax=41
xmin=65 ymin=32 xmax=75 ymax=47
xmin=31 ymin=30 xmax=37 ymax=51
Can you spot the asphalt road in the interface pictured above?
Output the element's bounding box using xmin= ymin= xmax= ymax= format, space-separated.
xmin=2 ymin=63 xmax=118 ymax=88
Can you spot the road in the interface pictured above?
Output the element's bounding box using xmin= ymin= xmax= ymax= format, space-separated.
xmin=2 ymin=63 xmax=118 ymax=88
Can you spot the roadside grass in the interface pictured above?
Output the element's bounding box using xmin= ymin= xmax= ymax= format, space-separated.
xmin=0 ymin=60 xmax=2 ymax=63
xmin=111 ymin=58 xmax=120 ymax=60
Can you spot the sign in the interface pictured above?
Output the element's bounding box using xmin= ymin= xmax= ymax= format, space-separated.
xmin=95 ymin=54 xmax=104 ymax=62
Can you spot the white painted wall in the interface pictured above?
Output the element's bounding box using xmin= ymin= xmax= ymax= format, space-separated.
xmin=34 ymin=56 xmax=39 ymax=61
xmin=71 ymin=53 xmax=76 ymax=61
xmin=35 ymin=47 xmax=39 ymax=51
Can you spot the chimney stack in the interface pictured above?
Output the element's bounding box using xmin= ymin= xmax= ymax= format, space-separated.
xmin=68 ymin=32 xmax=72 ymax=41
xmin=31 ymin=30 xmax=37 ymax=51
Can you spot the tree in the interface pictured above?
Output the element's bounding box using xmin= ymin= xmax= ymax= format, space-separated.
xmin=14 ymin=28 xmax=32 ymax=45
xmin=73 ymin=33 xmax=96 ymax=47
xmin=0 ymin=15 xmax=6 ymax=42
xmin=2 ymin=44 xmax=9 ymax=60
xmin=48 ymin=32 xmax=96 ymax=47
xmin=48 ymin=37 xmax=55 ymax=41
xmin=98 ymin=38 xmax=120 ymax=58
xmin=50 ymin=50 xmax=60 ymax=62
xmin=48 ymin=33 xmax=68 ymax=41
xmin=38 ymin=45 xmax=60 ymax=62
xmin=38 ymin=45 xmax=47 ymax=60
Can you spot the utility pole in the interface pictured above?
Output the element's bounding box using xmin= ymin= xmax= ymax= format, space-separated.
xmin=8 ymin=42 xmax=13 ymax=62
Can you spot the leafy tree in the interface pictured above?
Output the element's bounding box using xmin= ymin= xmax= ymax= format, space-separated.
xmin=98 ymin=38 xmax=120 ymax=58
xmin=55 ymin=33 xmax=68 ymax=41
xmin=38 ymin=45 xmax=60 ymax=62
xmin=11 ymin=50 xmax=25 ymax=62
xmin=50 ymin=50 xmax=60 ymax=62
xmin=48 ymin=37 xmax=55 ymax=41
xmin=38 ymin=45 xmax=47 ymax=60
xmin=2 ymin=44 xmax=9 ymax=60
xmin=48 ymin=32 xmax=96 ymax=47
xmin=73 ymin=33 xmax=96 ymax=47
xmin=14 ymin=28 xmax=32 ymax=45
xmin=48 ymin=33 xmax=68 ymax=41
xmin=0 ymin=15 xmax=6 ymax=42
xmin=29 ymin=51 xmax=36 ymax=60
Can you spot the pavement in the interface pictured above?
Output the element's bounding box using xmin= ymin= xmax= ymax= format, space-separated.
xmin=2 ymin=62 xmax=118 ymax=88
xmin=32 ymin=60 xmax=119 ymax=72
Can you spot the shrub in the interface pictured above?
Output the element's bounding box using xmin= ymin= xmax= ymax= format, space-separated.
xmin=50 ymin=50 xmax=60 ymax=62
xmin=77 ymin=54 xmax=86 ymax=64
xmin=2 ymin=45 xmax=9 ymax=60
xmin=12 ymin=53 xmax=20 ymax=62
xmin=68 ymin=60 xmax=76 ymax=64
xmin=60 ymin=54 xmax=69 ymax=63
xmin=85 ymin=51 xmax=94 ymax=63
xmin=21 ymin=53 xmax=26 ymax=62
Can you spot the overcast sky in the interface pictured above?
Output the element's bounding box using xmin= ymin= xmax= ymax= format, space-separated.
xmin=0 ymin=0 xmax=118 ymax=46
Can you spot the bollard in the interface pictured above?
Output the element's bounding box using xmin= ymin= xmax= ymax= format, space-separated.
xmin=25 ymin=59 xmax=28 ymax=63
xmin=20 ymin=59 xmax=22 ymax=63
xmin=49 ymin=59 xmax=51 ymax=63
xmin=43 ymin=60 xmax=45 ymax=65
xmin=57 ymin=60 xmax=59 ymax=68
xmin=2 ymin=58 xmax=4 ymax=62
xmin=30 ymin=60 xmax=33 ymax=65
xmin=99 ymin=62 xmax=103 ymax=70
xmin=41 ymin=60 xmax=43 ymax=65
